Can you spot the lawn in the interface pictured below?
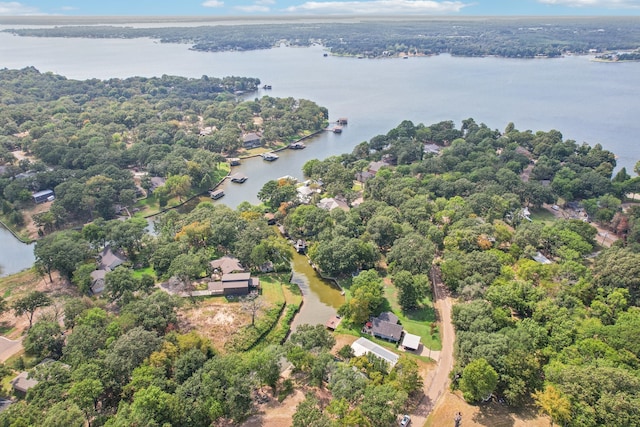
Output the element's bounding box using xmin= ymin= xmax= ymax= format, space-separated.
xmin=384 ymin=285 xmax=441 ymax=351
xmin=529 ymin=207 xmax=557 ymax=224
xmin=132 ymin=266 xmax=156 ymax=280
xmin=258 ymin=274 xmax=287 ymax=306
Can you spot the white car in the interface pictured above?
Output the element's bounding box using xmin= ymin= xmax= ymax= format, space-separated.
xmin=400 ymin=415 xmax=411 ymax=426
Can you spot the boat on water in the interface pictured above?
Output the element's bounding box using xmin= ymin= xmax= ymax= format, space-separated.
xmin=261 ymin=152 xmax=279 ymax=161
xmin=230 ymin=173 xmax=248 ymax=183
xmin=288 ymin=142 xmax=306 ymax=150
xmin=333 ymin=126 xmax=343 ymax=134
xmin=227 ymin=158 xmax=241 ymax=166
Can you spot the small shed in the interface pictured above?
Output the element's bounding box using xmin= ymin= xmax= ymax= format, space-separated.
xmin=401 ymin=333 xmax=421 ymax=351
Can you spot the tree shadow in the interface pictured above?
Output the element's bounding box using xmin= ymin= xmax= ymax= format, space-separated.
xmin=403 ymin=305 xmax=436 ymax=323
xmin=471 ymin=402 xmax=516 ymax=427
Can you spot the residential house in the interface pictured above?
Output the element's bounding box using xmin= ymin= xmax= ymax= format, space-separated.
xmin=10 ymin=371 xmax=38 ymax=396
xmin=149 ymin=177 xmax=166 ymax=193
xmin=91 ymin=246 xmax=127 ymax=294
xmin=351 ymin=337 xmax=399 ymax=369
xmin=364 ymin=312 xmax=403 ymax=343
xmin=317 ymin=197 xmax=350 ymax=212
xmin=99 ymin=246 xmax=126 ymax=271
xmin=367 ymin=161 xmax=387 ymax=175
xmin=243 ymin=133 xmax=262 ymax=149
xmin=210 ymin=256 xmax=244 ymax=276
xmin=219 ymin=273 xmax=254 ymax=296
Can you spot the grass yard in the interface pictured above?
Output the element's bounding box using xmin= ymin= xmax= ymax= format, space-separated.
xmin=384 ymin=280 xmax=442 ymax=351
xmin=259 ymin=274 xmax=287 ymax=305
xmin=529 ymin=207 xmax=557 ymax=224
xmin=132 ymin=266 xmax=156 ymax=280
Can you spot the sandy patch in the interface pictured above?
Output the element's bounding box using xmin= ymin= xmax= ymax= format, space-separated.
xmin=427 ymin=391 xmax=550 ymax=427
xmin=178 ymin=300 xmax=249 ymax=350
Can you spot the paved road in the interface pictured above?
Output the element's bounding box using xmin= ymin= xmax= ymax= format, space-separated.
xmin=0 ymin=336 xmax=22 ymax=362
xmin=410 ymin=265 xmax=456 ymax=427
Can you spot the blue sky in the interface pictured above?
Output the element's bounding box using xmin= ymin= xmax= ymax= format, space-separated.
xmin=1 ymin=0 xmax=639 ymax=16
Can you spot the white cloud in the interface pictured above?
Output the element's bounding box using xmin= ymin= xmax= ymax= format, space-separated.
xmin=0 ymin=1 xmax=41 ymax=15
xmin=256 ymin=0 xmax=276 ymax=4
xmin=60 ymin=6 xmax=78 ymax=11
xmin=235 ymin=5 xmax=271 ymax=12
xmin=202 ymin=0 xmax=224 ymax=7
xmin=538 ymin=0 xmax=640 ymax=8
xmin=284 ymin=0 xmax=469 ymax=14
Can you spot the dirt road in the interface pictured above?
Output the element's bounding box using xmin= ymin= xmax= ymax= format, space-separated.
xmin=410 ymin=265 xmax=456 ymax=426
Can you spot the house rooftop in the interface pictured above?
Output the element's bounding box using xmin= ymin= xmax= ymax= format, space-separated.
xmin=222 ymin=272 xmax=251 ymax=282
xmin=370 ymin=317 xmax=403 ymax=342
xmin=210 ymin=256 xmax=244 ymax=275
xmin=401 ymin=333 xmax=421 ymax=351
xmin=351 ymin=337 xmax=399 ymax=368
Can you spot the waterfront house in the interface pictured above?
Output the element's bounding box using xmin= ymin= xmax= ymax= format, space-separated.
xmin=243 ymin=133 xmax=262 ymax=149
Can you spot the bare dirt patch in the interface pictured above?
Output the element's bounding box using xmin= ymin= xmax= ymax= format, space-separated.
xmin=242 ymin=388 xmax=305 ymax=427
xmin=0 ymin=270 xmax=80 ymax=344
xmin=21 ymin=200 xmax=54 ymax=240
xmin=426 ymin=391 xmax=550 ymax=427
xmin=178 ymin=299 xmax=250 ymax=350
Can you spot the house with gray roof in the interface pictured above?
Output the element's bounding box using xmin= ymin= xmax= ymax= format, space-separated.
xmin=351 ymin=337 xmax=399 ymax=370
xmin=364 ymin=311 xmax=403 ymax=343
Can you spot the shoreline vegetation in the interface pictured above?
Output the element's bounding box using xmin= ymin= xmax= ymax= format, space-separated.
xmin=3 ymin=16 xmax=640 ymax=59
xmin=1 ymin=31 xmax=640 ymax=425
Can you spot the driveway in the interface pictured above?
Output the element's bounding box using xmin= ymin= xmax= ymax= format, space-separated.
xmin=409 ymin=265 xmax=455 ymax=426
xmin=0 ymin=337 xmax=22 ymax=362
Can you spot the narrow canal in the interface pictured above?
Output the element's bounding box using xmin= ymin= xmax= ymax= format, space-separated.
xmin=289 ymin=248 xmax=344 ymax=330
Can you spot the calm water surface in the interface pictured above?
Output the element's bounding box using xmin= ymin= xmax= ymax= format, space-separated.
xmin=1 ymin=30 xmax=639 ymax=284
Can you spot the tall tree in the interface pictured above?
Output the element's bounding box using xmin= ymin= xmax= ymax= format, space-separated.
xmin=13 ymin=291 xmax=52 ymax=328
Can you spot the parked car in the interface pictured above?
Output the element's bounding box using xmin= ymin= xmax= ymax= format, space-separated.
xmin=400 ymin=415 xmax=411 ymax=426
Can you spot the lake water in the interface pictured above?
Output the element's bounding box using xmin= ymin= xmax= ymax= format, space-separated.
xmin=1 ymin=29 xmax=639 ymax=277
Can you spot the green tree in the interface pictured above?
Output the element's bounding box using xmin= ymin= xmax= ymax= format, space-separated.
xmin=23 ymin=320 xmax=63 ymax=358
xmin=360 ymin=383 xmax=407 ymax=427
xmin=34 ymin=230 xmax=91 ymax=282
xmin=459 ymin=358 xmax=499 ymax=402
xmin=387 ymin=233 xmax=435 ymax=275
xmin=68 ymin=378 xmax=104 ymax=426
xmin=393 ymin=270 xmax=430 ymax=311
xmin=104 ymin=268 xmax=139 ymax=303
xmin=292 ymin=393 xmax=331 ymax=427
xmin=289 ymin=324 xmax=336 ymax=352
xmin=13 ymin=291 xmax=52 ymax=328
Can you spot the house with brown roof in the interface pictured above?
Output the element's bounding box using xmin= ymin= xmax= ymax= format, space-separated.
xmin=209 ymin=256 xmax=244 ymax=275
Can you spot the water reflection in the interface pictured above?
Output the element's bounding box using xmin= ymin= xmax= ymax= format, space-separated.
xmin=289 ymin=249 xmax=344 ymax=330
